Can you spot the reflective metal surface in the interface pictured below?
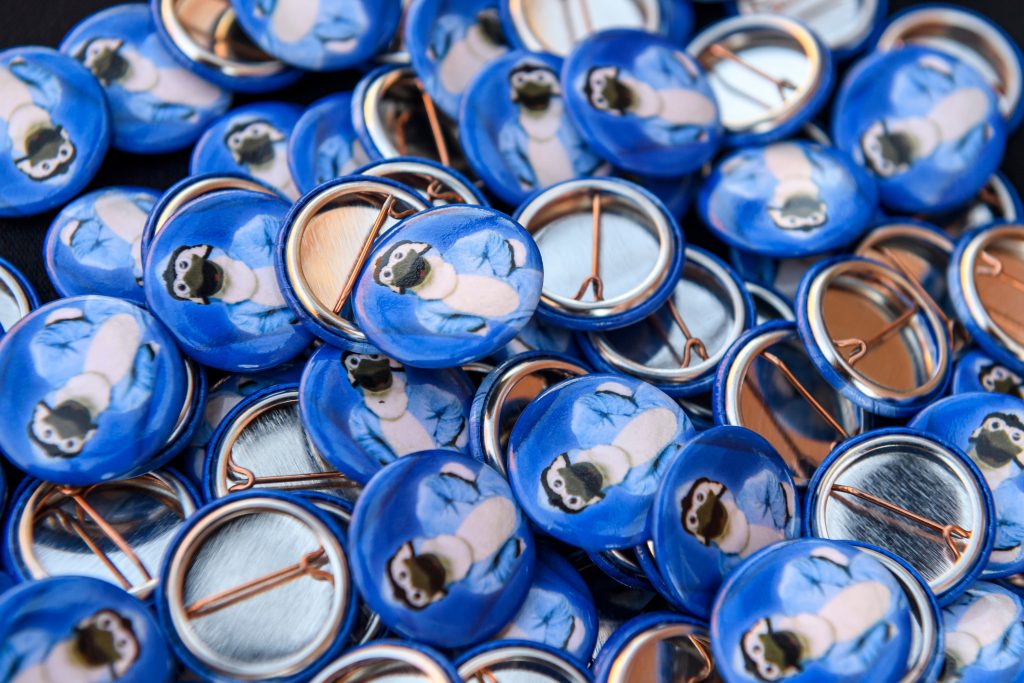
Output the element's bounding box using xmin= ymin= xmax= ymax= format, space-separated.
xmin=933 ymin=174 xmax=1020 ymax=238
xmin=151 ymin=176 xmax=278 ymax=238
xmin=958 ymin=225 xmax=1024 ymax=362
xmin=458 ymin=645 xmax=589 ymax=683
xmin=312 ymin=643 xmax=455 ymax=683
xmin=745 ymin=282 xmax=795 ymax=324
xmin=737 ymin=0 xmax=879 ymax=53
xmin=506 ymin=0 xmax=662 ymax=57
xmin=603 ymin=622 xmax=720 ymax=683
xmin=359 ymin=159 xmax=482 ymax=206
xmin=0 ymin=263 xmax=32 ymax=333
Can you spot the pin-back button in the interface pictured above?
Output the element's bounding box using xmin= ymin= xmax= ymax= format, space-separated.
xmin=796 ymin=255 xmax=951 ymax=417
xmin=492 ymin=318 xmax=583 ymax=364
xmin=950 ymin=225 xmax=1024 ymax=374
xmin=149 ymin=0 xmax=300 ymax=92
xmin=713 ymin=321 xmax=868 ymax=486
xmin=592 ymin=612 xmax=718 ymax=683
xmin=45 ymin=187 xmax=160 ymax=305
xmin=731 ymin=248 xmax=830 ymax=301
xmin=230 ymin=0 xmax=401 ymax=71
xmin=729 ymin=0 xmax=886 ymax=60
xmin=500 ymin=0 xmax=694 ymax=59
xmin=953 ymin=349 xmax=1024 ymax=399
xmin=143 ymin=188 xmax=311 ymax=372
xmin=311 ymin=641 xmax=461 ymax=683
xmin=514 ymin=177 xmax=685 ymax=331
xmin=191 ymin=102 xmax=303 ymax=199
xmin=461 ymin=50 xmax=605 ymax=205
xmin=930 ymin=172 xmax=1022 ymax=239
xmin=507 ymin=373 xmax=695 ymax=550
xmin=746 ymin=281 xmax=795 ymax=324
xmin=909 ymin=393 xmax=1024 ymax=577
xmin=146 ymin=356 xmax=208 ymax=476
xmin=649 ymin=425 xmax=800 ymax=619
xmin=0 ymin=257 xmax=39 ymax=337
xmin=351 ymin=204 xmax=543 ymax=367
xmin=349 ymin=452 xmax=534 ymax=647
xmin=300 ymin=342 xmax=474 ymax=485
xmin=833 ymin=45 xmax=1006 ymax=215
xmin=700 ymin=140 xmax=878 ymax=258
xmin=288 ymin=93 xmax=370 ymax=195
xmin=3 ymin=469 xmax=198 ymax=600
xmin=0 ymin=576 xmax=173 ymax=683
xmin=579 ymin=246 xmax=753 ymax=398
xmin=574 ymin=559 xmax=661 ymax=657
xmin=0 ymin=296 xmax=188 ymax=486
xmin=938 ymin=581 xmax=1024 ymax=682
xmin=405 ymin=0 xmax=510 ymax=119
xmin=158 ymin=491 xmax=356 ymax=681
xmin=687 ymin=15 xmax=834 ymax=147
xmin=462 ymin=361 xmax=494 ymax=388
xmin=615 ymin=169 xmax=697 ymax=221
xmin=356 ymin=156 xmax=487 ymax=207
xmin=61 ymin=4 xmax=231 ymax=154
xmin=276 ymin=176 xmax=430 ymax=347
xmin=712 ymin=538 xmax=915 ymax=683
xmin=805 ymin=428 xmax=995 ymax=603
xmin=0 ymin=47 xmax=110 ymax=217
xmin=587 ymin=546 xmax=655 ymax=592
xmin=456 ymin=641 xmax=593 ymax=683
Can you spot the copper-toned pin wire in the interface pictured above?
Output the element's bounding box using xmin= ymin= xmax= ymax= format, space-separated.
xmin=742 ymin=373 xmax=813 ymax=481
xmin=332 ymin=194 xmax=396 ymax=315
xmin=707 ymin=43 xmax=798 ymax=102
xmin=425 ymin=178 xmax=464 ymax=204
xmin=573 ymin=193 xmax=605 ymax=301
xmin=761 ymin=351 xmax=849 ymax=440
xmin=979 ymin=250 xmax=1024 ymax=294
xmin=226 ymin=456 xmax=357 ymax=494
xmin=421 ymin=89 xmax=450 ymax=167
xmin=830 ymin=484 xmax=971 ymax=561
xmin=833 ymin=304 xmax=920 ymax=366
xmin=185 ymin=548 xmax=334 ymax=619
xmin=648 ymin=300 xmax=709 ymax=368
xmin=686 ymin=635 xmax=714 ymax=683
xmin=474 ymin=669 xmax=501 ymax=683
xmin=874 ymin=246 xmax=960 ymax=345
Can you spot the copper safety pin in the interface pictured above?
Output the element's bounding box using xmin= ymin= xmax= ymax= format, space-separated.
xmin=573 ymin=193 xmax=605 ymax=301
xmin=185 ymin=547 xmax=334 ymax=619
xmin=393 ymin=83 xmax=451 ymax=167
xmin=425 ymin=178 xmax=464 ymax=204
xmin=649 ymin=299 xmax=709 ymax=368
xmin=686 ymin=634 xmax=714 ymax=683
xmin=830 ymin=484 xmax=971 ymax=561
xmin=473 ymin=669 xmax=500 ymax=683
xmin=707 ymin=43 xmax=798 ymax=102
xmin=226 ymin=458 xmax=357 ymax=494
xmin=978 ymin=250 xmax=1024 ymax=294
xmin=870 ymin=246 xmax=960 ymax=346
xmin=331 ymin=194 xmax=397 ymax=315
xmin=832 ymin=303 xmax=920 ymax=366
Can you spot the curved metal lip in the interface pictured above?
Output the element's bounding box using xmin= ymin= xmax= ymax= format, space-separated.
xmin=165 ymin=495 xmax=350 ymax=679
xmin=735 ymin=0 xmax=879 ymax=53
xmin=166 ymin=358 xmax=200 ymax=448
xmin=588 ymin=248 xmax=747 ymax=383
xmin=156 ymin=0 xmax=288 ymax=78
xmin=505 ymin=0 xmax=662 ymax=56
xmin=361 ymin=66 xmax=422 ymax=159
xmin=687 ymin=14 xmax=828 ymax=135
xmin=516 ymin=178 xmax=675 ymax=317
xmin=811 ymin=432 xmax=989 ymax=597
xmin=152 ymin=176 xmax=278 ymax=238
xmin=745 ymin=281 xmax=795 ymax=323
xmin=805 ymin=259 xmax=950 ymax=402
xmin=282 ymin=179 xmax=429 ymax=341
xmin=0 ymin=264 xmax=32 ymax=323
xmin=360 ymin=159 xmax=481 ymax=206
xmin=604 ymin=621 xmax=707 ymax=683
xmin=312 ymin=643 xmax=455 ymax=683
xmin=15 ymin=470 xmax=197 ymax=600
xmin=457 ymin=644 xmax=589 ymax=682
xmin=877 ymin=6 xmax=1022 ymax=122
xmin=959 ymin=225 xmax=1024 ymax=359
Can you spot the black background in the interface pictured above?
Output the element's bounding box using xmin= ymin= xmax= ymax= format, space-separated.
xmin=1 ymin=0 xmax=1020 ymax=302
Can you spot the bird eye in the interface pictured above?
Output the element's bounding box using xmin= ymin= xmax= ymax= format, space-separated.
xmin=230 ymin=134 xmax=243 ymax=147
xmin=552 ymin=478 xmax=562 ymax=489
xmin=42 ymin=427 xmax=55 ymax=440
xmin=346 ymin=357 xmax=359 ymax=368
xmin=393 ymin=250 xmax=404 ymax=260
xmin=752 ymin=643 xmax=761 ymax=654
xmin=40 ymin=161 xmax=52 ymax=173
xmin=696 ymin=492 xmax=704 ymax=503
xmin=63 ymin=438 xmax=80 ymax=452
xmin=412 ymin=591 xmax=422 ymax=602
xmin=177 ymin=259 xmax=189 ymax=271
xmin=1013 ymin=430 xmax=1023 ymax=442
xmin=398 ymin=570 xmax=407 ymax=580
xmin=59 ymin=145 xmax=72 ymax=160
xmin=688 ymin=514 xmax=697 ymax=526
xmin=382 ymin=269 xmax=391 ymax=279
xmin=99 ymin=615 xmax=113 ymax=629
xmin=567 ymin=496 xmax=579 ymax=505
xmin=176 ymin=283 xmax=188 ymax=293
xmin=990 ymin=418 xmax=1005 ymax=431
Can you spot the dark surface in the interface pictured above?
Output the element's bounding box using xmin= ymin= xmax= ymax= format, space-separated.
xmin=1 ymin=0 xmax=1021 ymax=303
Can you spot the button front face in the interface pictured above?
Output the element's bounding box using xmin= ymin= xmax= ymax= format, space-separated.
xmin=563 ymin=30 xmax=721 ymax=178
xmin=953 ymin=350 xmax=1024 ymax=399
xmin=701 ymin=141 xmax=877 ymax=258
xmin=939 ymin=582 xmax=1024 ymax=683
xmin=353 ymin=205 xmax=543 ymax=367
xmin=349 ymin=452 xmax=534 ymax=648
xmin=507 ymin=374 xmax=694 ymax=550
xmin=0 ymin=296 xmax=187 ymax=486
xmin=288 ymin=92 xmax=370 ymax=194
xmin=834 ymin=46 xmax=1006 ymax=214
xmin=0 ymin=47 xmax=110 ymax=217
xmin=144 ymin=189 xmax=312 ymax=373
xmin=61 ymin=4 xmax=231 ymax=154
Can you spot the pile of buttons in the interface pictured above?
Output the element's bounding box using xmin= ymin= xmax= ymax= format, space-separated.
xmin=3 ymin=1 xmax=1024 ymax=681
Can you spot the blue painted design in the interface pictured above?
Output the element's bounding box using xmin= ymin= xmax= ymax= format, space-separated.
xmin=491 ymin=318 xmax=583 ymax=363
xmin=592 ymin=612 xmax=709 ymax=682
xmin=833 ymin=46 xmax=1006 ymax=214
xmin=953 ymin=350 xmax=1024 ymax=399
xmin=939 ymin=582 xmax=1024 ymax=682
xmin=288 ymin=92 xmax=369 ymax=194
xmin=61 ymin=4 xmax=231 ymax=153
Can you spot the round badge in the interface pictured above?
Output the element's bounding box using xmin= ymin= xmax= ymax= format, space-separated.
xmin=0 ymin=47 xmax=110 ymax=217
xmin=288 ymin=92 xmax=370 ymax=194
xmin=144 ymin=188 xmax=312 ymax=373
xmin=456 ymin=641 xmax=593 ymax=682
xmin=507 ymin=373 xmax=695 ymax=550
xmin=299 ymin=342 xmax=474 ymax=484
xmin=349 ymin=452 xmax=535 ymax=648
xmin=730 ymin=0 xmax=886 ymax=60
xmin=833 ymin=45 xmax=1006 ymax=214
xmin=711 ymin=539 xmax=915 ymax=683
xmin=953 ymin=349 xmax=1024 ymax=399
xmin=0 ymin=576 xmax=173 ymax=683
xmin=747 ymin=281 xmax=795 ymax=324
xmin=592 ymin=612 xmax=717 ymax=683
xmin=0 ymin=296 xmax=187 ymax=486
xmin=562 ymin=29 xmax=721 ymax=178
xmin=492 ymin=318 xmax=582 ymax=364
xmin=460 ymin=50 xmax=604 ymax=206
xmin=45 ymin=187 xmax=160 ymax=304
xmin=61 ymin=4 xmax=231 ymax=154
xmin=939 ymin=581 xmax=1024 ymax=682
xmin=649 ymin=426 xmax=801 ymax=619
xmin=230 ymin=0 xmax=401 ymax=71
xmin=352 ymin=204 xmax=543 ymax=367
xmin=0 ymin=257 xmax=40 ymax=336
xmin=935 ymin=172 xmax=1023 ymax=239
xmin=191 ymin=101 xmax=303 ymax=200
xmin=311 ymin=641 xmax=461 ymax=683
xmin=355 ymin=156 xmax=488 ymax=207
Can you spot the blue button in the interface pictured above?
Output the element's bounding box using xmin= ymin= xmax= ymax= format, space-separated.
xmin=288 ymin=92 xmax=370 ymax=194
xmin=61 ymin=4 xmax=231 ymax=154
xmin=300 ymin=341 xmax=475 ymax=484
xmin=615 ymin=169 xmax=696 ymax=220
xmin=191 ymin=102 xmax=303 ymax=199
xmin=231 ymin=0 xmax=402 ymax=71
xmin=491 ymin=318 xmax=583 ymax=364
xmin=355 ymin=156 xmax=488 ymax=207
xmin=507 ymin=373 xmax=695 ymax=550
xmin=649 ymin=426 xmax=801 ymax=619
xmin=406 ymin=0 xmax=510 ymax=119
xmin=0 ymin=47 xmax=110 ymax=217
xmin=0 ymin=296 xmax=188 ymax=486
xmin=352 ymin=204 xmax=543 ymax=367
xmin=592 ymin=612 xmax=713 ymax=683
xmin=316 ymin=641 xmax=462 ymax=681
xmin=712 ymin=539 xmax=915 ymax=683
xmin=700 ymin=141 xmax=878 ymax=258
xmin=953 ymin=349 xmax=1024 ymax=399
xmin=727 ymin=0 xmax=885 ymax=60
xmin=349 ymin=452 xmax=535 ymax=648
xmin=144 ymin=188 xmax=312 ymax=373
xmin=939 ymin=581 xmax=1024 ymax=682
xmin=45 ymin=187 xmax=160 ymax=305
xmin=456 ymin=640 xmax=594 ymax=681
xmin=932 ymin=172 xmax=1023 ymax=239
xmin=460 ymin=50 xmax=604 ymax=206
xmin=0 ymin=257 xmax=40 ymax=337
xmin=0 ymin=576 xmax=173 ymax=683
xmin=0 ymin=572 xmax=12 ymax=596
xmin=730 ymin=248 xmax=832 ymax=302
xmin=562 ymin=29 xmax=721 ymax=178
xmin=833 ymin=45 xmax=1006 ymax=214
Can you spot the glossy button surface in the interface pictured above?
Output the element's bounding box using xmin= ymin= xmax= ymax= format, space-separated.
xmin=288 ymin=92 xmax=369 ymax=194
